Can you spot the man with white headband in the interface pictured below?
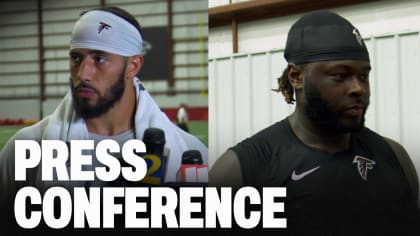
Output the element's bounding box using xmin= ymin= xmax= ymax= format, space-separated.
xmin=0 ymin=6 xmax=208 ymax=218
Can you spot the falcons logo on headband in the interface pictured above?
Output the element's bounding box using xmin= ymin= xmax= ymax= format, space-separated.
xmin=352 ymin=28 xmax=364 ymax=46
xmin=353 ymin=155 xmax=375 ymax=181
xmin=98 ymin=21 xmax=111 ymax=34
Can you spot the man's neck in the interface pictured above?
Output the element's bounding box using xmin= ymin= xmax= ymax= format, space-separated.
xmin=288 ymin=110 xmax=351 ymax=153
xmin=85 ymin=88 xmax=136 ymax=136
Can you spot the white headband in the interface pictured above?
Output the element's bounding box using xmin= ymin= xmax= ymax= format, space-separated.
xmin=70 ymin=10 xmax=142 ymax=56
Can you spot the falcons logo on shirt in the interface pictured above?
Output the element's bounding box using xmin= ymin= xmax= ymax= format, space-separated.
xmin=353 ymin=155 xmax=376 ymax=181
xmin=98 ymin=21 xmax=112 ymax=34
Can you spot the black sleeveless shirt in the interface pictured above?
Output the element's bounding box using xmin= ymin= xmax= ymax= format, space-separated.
xmin=232 ymin=118 xmax=420 ymax=235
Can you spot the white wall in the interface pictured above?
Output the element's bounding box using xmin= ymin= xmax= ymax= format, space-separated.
xmin=209 ymin=0 xmax=420 ymax=57
xmin=209 ymin=0 xmax=420 ymax=206
xmin=209 ymin=50 xmax=292 ymax=165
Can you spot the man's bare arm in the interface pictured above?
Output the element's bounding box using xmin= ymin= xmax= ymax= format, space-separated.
xmin=384 ymin=137 xmax=419 ymax=203
xmin=209 ymin=149 xmax=244 ymax=191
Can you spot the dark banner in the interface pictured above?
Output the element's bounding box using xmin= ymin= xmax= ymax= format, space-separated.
xmin=137 ymin=27 xmax=169 ymax=81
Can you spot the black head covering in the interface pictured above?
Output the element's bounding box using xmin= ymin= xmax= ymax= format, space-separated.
xmin=284 ymin=10 xmax=370 ymax=64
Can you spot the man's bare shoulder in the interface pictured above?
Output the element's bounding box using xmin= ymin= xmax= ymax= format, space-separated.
xmin=383 ymin=136 xmax=419 ymax=203
xmin=209 ymin=149 xmax=243 ymax=189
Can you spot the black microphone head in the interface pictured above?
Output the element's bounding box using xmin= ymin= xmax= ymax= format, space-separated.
xmin=143 ymin=128 xmax=166 ymax=155
xmin=182 ymin=150 xmax=202 ymax=165
xmin=143 ymin=128 xmax=165 ymax=143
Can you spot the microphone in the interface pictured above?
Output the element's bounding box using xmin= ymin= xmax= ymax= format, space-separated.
xmin=177 ymin=150 xmax=208 ymax=184
xmin=107 ymin=128 xmax=168 ymax=187
xmin=141 ymin=127 xmax=167 ymax=185
xmin=182 ymin=150 xmax=203 ymax=165
xmin=143 ymin=127 xmax=165 ymax=156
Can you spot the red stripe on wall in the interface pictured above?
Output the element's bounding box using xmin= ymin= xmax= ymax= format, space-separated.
xmin=163 ymin=107 xmax=208 ymax=121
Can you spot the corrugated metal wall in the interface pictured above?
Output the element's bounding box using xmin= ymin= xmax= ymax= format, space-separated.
xmin=0 ymin=0 xmax=208 ymax=120
xmin=209 ymin=31 xmax=420 ymax=176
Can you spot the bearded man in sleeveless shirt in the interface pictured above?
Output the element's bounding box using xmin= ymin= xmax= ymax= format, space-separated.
xmin=210 ymin=10 xmax=420 ymax=235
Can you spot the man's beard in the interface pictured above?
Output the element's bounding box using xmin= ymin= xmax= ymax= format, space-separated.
xmin=304 ymin=79 xmax=367 ymax=132
xmin=71 ymin=69 xmax=126 ymax=119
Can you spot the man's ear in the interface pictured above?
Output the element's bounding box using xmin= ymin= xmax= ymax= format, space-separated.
xmin=126 ymin=55 xmax=144 ymax=79
xmin=288 ymin=63 xmax=304 ymax=90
